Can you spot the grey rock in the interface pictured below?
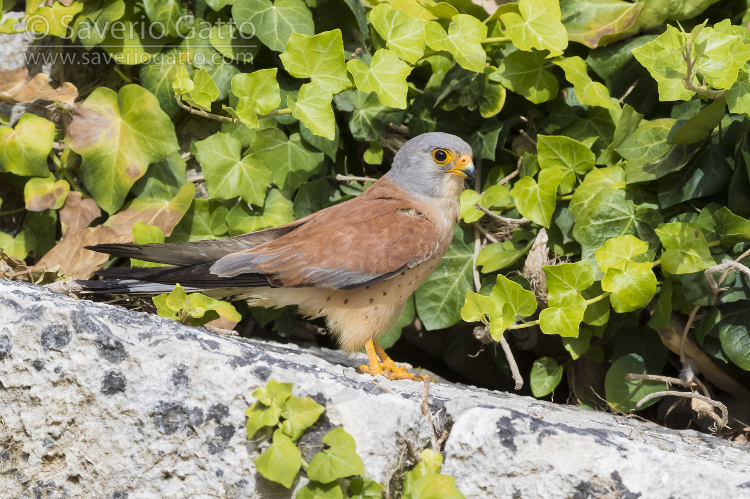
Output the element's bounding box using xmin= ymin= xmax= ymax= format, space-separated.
xmin=0 ymin=280 xmax=748 ymax=499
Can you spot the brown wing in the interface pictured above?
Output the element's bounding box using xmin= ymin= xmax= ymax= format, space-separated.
xmin=210 ymin=185 xmax=440 ymax=290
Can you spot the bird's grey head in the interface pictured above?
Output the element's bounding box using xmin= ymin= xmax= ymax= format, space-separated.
xmin=386 ymin=132 xmax=475 ymax=199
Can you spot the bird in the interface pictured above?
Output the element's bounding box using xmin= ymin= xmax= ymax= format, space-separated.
xmin=80 ymin=132 xmax=475 ymax=381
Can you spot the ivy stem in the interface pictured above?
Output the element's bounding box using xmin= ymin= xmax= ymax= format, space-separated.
xmin=557 ymin=194 xmax=574 ymax=201
xmin=508 ymin=319 xmax=539 ymax=330
xmin=586 ymin=292 xmax=611 ymax=305
xmin=483 ymin=36 xmax=511 ymax=44
xmin=0 ymin=206 xmax=26 ymax=216
xmin=176 ymin=94 xmax=292 ymax=124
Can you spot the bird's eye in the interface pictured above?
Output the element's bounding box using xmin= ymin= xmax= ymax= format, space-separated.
xmin=431 ymin=149 xmax=452 ymax=165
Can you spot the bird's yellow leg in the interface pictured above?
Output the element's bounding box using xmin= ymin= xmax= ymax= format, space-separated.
xmin=359 ymin=339 xmax=425 ymax=381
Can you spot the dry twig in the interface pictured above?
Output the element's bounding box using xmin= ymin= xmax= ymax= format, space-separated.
xmin=636 ymin=390 xmax=728 ymax=430
xmin=421 ymin=377 xmax=440 ymax=451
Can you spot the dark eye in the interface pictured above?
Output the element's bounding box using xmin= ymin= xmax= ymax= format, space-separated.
xmin=431 ymin=149 xmax=452 ymax=164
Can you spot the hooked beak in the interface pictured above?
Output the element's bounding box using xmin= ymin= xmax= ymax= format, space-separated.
xmin=447 ymin=154 xmax=475 ymax=181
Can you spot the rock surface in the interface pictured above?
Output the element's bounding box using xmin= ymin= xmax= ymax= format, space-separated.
xmin=1 ymin=280 xmax=749 ymax=498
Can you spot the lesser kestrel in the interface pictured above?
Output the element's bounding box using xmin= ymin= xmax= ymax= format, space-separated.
xmin=82 ymin=132 xmax=475 ymax=380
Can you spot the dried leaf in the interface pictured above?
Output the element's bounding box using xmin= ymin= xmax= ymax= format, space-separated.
xmin=36 ymin=226 xmax=128 ymax=279
xmin=60 ymin=192 xmax=101 ymax=236
xmin=0 ymin=68 xmax=78 ymax=107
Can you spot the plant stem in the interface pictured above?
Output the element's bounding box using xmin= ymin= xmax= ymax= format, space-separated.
xmin=483 ymin=36 xmax=511 ymax=44
xmin=0 ymin=207 xmax=26 ymax=216
xmin=508 ymin=319 xmax=539 ymax=330
xmin=586 ymin=292 xmax=611 ymax=305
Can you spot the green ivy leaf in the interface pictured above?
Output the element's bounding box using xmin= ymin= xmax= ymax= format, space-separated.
xmin=232 ymin=0 xmax=314 ymax=52
xmin=529 ymin=356 xmax=563 ymax=397
xmin=246 ymin=128 xmax=324 ymax=191
xmin=279 ymin=395 xmax=325 ymax=442
xmin=347 ymin=49 xmax=413 ymax=109
xmin=0 ymin=113 xmax=55 ymax=177
xmin=227 ymin=69 xmax=281 ymax=128
xmin=296 ymin=481 xmax=344 ymax=499
xmin=307 ymin=427 xmax=365 ymax=483
xmin=27 ymin=1 xmax=83 ymax=37
xmin=280 ymin=30 xmax=351 ymax=94
xmin=254 ymin=379 xmax=294 ymax=407
xmin=601 ymin=261 xmax=657 ymax=311
xmin=416 ymin=228 xmax=474 ymax=330
xmin=192 ymin=132 xmax=273 ymax=207
xmin=363 ymin=141 xmax=383 ymax=165
xmin=605 ymin=353 xmax=666 ymax=412
xmin=405 ymin=475 xmax=465 ymax=499
xmin=552 ymin=56 xmax=616 ymax=109
xmin=459 ymin=184 xmax=510 ymax=223
xmin=245 ymin=401 xmax=282 ymax=439
xmin=171 ymin=63 xmax=194 ymax=96
xmin=288 ymin=83 xmax=336 ymax=140
xmin=167 ymin=199 xmax=229 ymax=242
xmin=370 ymin=3 xmax=427 ymax=64
xmin=185 ymin=68 xmax=220 ymax=111
xmin=654 ymin=222 xmax=715 ymax=274
xmin=727 ymin=68 xmax=750 ymax=115
xmin=0 ymin=230 xmax=35 ymax=260
xmin=143 ymin=0 xmax=188 ymax=38
xmin=714 ymin=303 xmax=750 ymax=370
xmin=594 ymin=234 xmax=649 ymax=272
xmin=669 ymin=96 xmax=726 ymax=144
xmin=255 ymin=430 xmax=303 ymax=488
xmin=537 ymin=135 xmax=595 ymax=194
xmin=350 ymin=477 xmax=385 ymax=499
xmin=492 ymin=274 xmax=538 ymax=319
xmin=476 ymin=238 xmax=533 ymax=273
xmin=509 ymin=165 xmax=563 ymax=227
xmin=489 ymin=49 xmax=559 ymax=104
xmin=500 ymin=0 xmax=568 ymax=57
xmin=131 ymin=222 xmax=165 ymax=267
xmin=227 ymin=189 xmax=295 ymax=235
xmin=424 ymin=14 xmax=487 ymax=73
xmin=68 ymin=85 xmax=179 ymax=214
xmin=539 ymin=292 xmax=587 ymax=337
xmin=568 ymin=166 xmax=625 ymax=218
xmin=545 ymin=260 xmax=595 ymax=298
xmin=210 ymin=18 xmax=261 ymax=61
xmin=714 ymin=206 xmax=750 ymax=246
xmin=562 ymin=327 xmax=591 ymax=360
xmin=631 ymin=25 xmax=694 ymax=101
xmin=647 ymin=279 xmax=673 ymax=330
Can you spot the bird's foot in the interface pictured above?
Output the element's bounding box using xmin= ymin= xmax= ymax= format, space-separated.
xmin=358 ymin=339 xmax=426 ymax=381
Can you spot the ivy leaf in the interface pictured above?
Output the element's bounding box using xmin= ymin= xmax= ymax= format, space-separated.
xmin=306 ymin=427 xmax=365 ymax=483
xmin=552 ymin=56 xmax=616 ymax=109
xmin=232 ymin=0 xmax=314 ymax=52
xmin=363 ymin=141 xmax=383 ymax=165
xmin=500 ymin=0 xmax=568 ymax=57
xmin=669 ymin=97 xmax=726 ymax=144
xmin=296 ymin=482 xmax=344 ymax=499
xmin=601 ymin=261 xmax=657 ymax=310
xmin=227 ymin=189 xmax=294 ymax=236
xmin=562 ymin=327 xmax=592 ymax=360
xmin=143 ymin=0 xmax=188 ymax=38
xmin=167 ymin=199 xmax=229 ymax=242
xmin=254 ymin=379 xmax=294 ymax=407
xmin=27 ymin=1 xmax=83 ymax=37
xmin=255 ymin=430 xmax=302 ymax=488
xmin=185 ymin=68 xmax=220 ymax=111
xmin=424 ymin=14 xmax=487 ymax=73
xmin=0 ymin=230 xmax=35 ymax=260
xmin=245 ymin=401 xmax=282 ymax=440
xmin=529 ymin=356 xmax=563 ymax=397
xmin=594 ymin=234 xmax=649 ymax=273
xmin=350 ymin=477 xmax=385 ymax=499
xmin=537 ymin=135 xmax=595 ymax=194
xmin=492 ymin=274 xmax=538 ymax=319
xmin=568 ymin=166 xmax=626 ymax=218
xmin=476 ymin=238 xmax=533 ymax=273
xmin=727 ymin=69 xmax=750 ymax=115
xmin=0 ymin=113 xmax=55 ymax=177
xmin=655 ymin=223 xmax=715 ymax=274
xmin=192 ymin=132 xmax=272 ymax=207
xmin=632 ymin=25 xmax=694 ymax=101
xmin=279 ymin=395 xmax=325 ymax=442
xmin=347 ymin=49 xmax=413 ymax=109
xmin=171 ymin=63 xmax=194 ymax=96
xmin=24 ymin=174 xmax=69 ymax=211
xmin=209 ymin=18 xmax=261 ymax=62
xmin=131 ymin=222 xmax=166 ymax=267
xmin=560 ymin=0 xmax=642 ymax=49
xmin=340 ymin=90 xmax=405 ymax=141
xmin=288 ymin=83 xmax=336 ymax=140
xmin=227 ymin=69 xmax=281 ymax=128
xmin=489 ymin=49 xmax=559 ymax=104
xmin=647 ymin=279 xmax=673 ymax=330
xmin=370 ymin=3 xmax=427 ymax=64
xmin=713 ymin=206 xmax=750 ymax=246
xmin=539 ymin=292 xmax=587 ymax=337
xmin=459 ymin=184 xmax=510 ymax=223
xmin=405 ymin=474 xmax=465 ymax=499
xmin=68 ymin=85 xmax=179 ymax=214
xmin=280 ymin=30 xmax=351 ymax=94
xmin=294 ymin=178 xmax=330 ymax=219
xmin=246 ymin=128 xmax=324 ymax=191
xmin=694 ymin=21 xmax=750 ymax=90
xmin=106 ymin=182 xmax=195 ymax=238
xmin=544 ymin=260 xmax=595 ymax=299
xmin=509 ymin=165 xmax=563 ymax=227
xmin=714 ymin=303 xmax=750 ymax=371
xmin=605 ymin=353 xmax=665 ymax=412
xmin=416 ymin=228 xmax=474 ymax=330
